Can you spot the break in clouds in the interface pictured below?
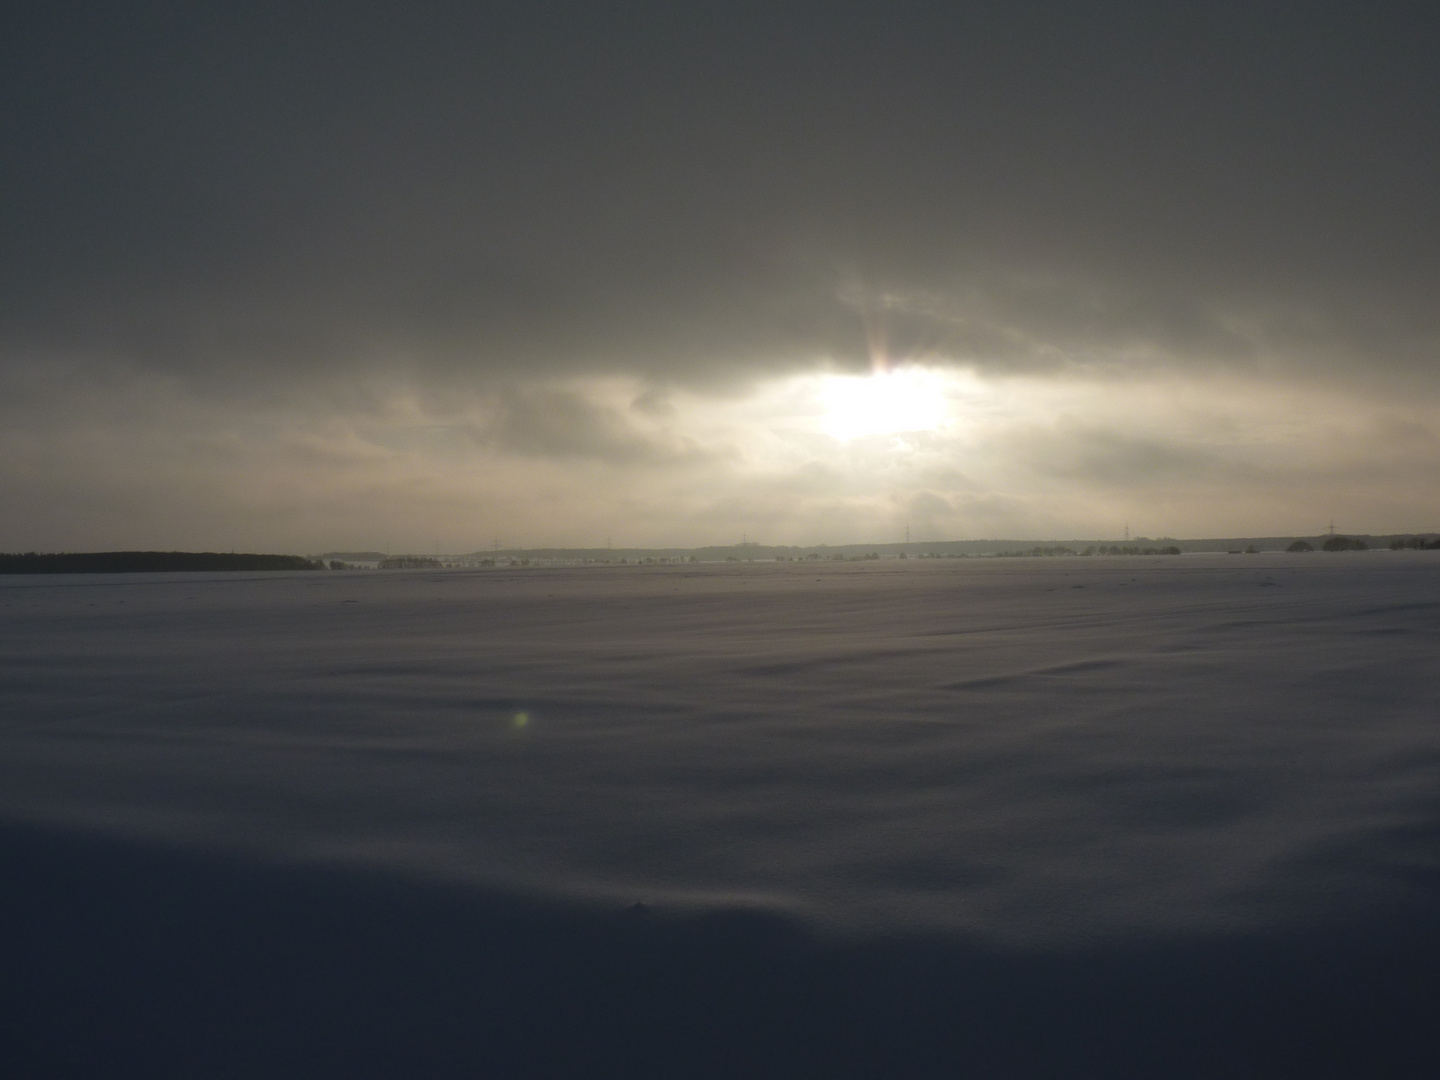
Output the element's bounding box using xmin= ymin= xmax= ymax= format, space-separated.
xmin=3 ymin=3 xmax=1439 ymax=552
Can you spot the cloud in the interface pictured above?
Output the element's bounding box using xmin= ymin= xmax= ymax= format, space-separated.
xmin=837 ymin=280 xmax=1261 ymax=378
xmin=3 ymin=5 xmax=1440 ymax=548
xmin=2 ymin=342 xmax=1437 ymax=552
xmin=464 ymin=385 xmax=693 ymax=465
xmin=3 ymin=6 xmax=1438 ymax=394
xmin=1015 ymin=424 xmax=1251 ymax=487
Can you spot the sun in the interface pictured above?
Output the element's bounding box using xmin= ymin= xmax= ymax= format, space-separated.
xmin=820 ymin=368 xmax=948 ymax=442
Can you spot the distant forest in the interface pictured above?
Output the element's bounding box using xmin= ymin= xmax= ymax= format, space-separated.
xmin=0 ymin=552 xmax=324 ymax=574
xmin=430 ymin=533 xmax=1439 ymax=564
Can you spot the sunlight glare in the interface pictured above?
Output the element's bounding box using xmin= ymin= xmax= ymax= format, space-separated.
xmin=820 ymin=369 xmax=948 ymax=441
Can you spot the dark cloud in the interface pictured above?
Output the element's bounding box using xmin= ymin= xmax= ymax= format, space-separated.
xmin=469 ymin=384 xmax=712 ymax=465
xmin=5 ymin=3 xmax=1440 ymax=385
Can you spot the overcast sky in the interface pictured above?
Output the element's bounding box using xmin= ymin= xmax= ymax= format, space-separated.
xmin=4 ymin=2 xmax=1439 ymax=551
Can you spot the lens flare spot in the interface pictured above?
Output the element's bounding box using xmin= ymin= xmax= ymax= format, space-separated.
xmin=512 ymin=711 xmax=530 ymax=729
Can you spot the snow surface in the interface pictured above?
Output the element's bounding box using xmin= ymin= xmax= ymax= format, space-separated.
xmin=3 ymin=555 xmax=1439 ymax=1076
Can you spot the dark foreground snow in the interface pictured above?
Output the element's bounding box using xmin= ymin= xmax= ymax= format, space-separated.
xmin=2 ymin=556 xmax=1438 ymax=1077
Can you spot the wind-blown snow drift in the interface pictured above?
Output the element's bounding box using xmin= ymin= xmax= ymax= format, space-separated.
xmin=3 ymin=556 xmax=1439 ymax=1077
xmin=3 ymin=555 xmax=1437 ymax=942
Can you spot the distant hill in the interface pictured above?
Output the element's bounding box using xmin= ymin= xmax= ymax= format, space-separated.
xmin=0 ymin=552 xmax=324 ymax=574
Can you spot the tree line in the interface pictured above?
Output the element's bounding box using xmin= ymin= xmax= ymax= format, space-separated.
xmin=0 ymin=552 xmax=324 ymax=574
